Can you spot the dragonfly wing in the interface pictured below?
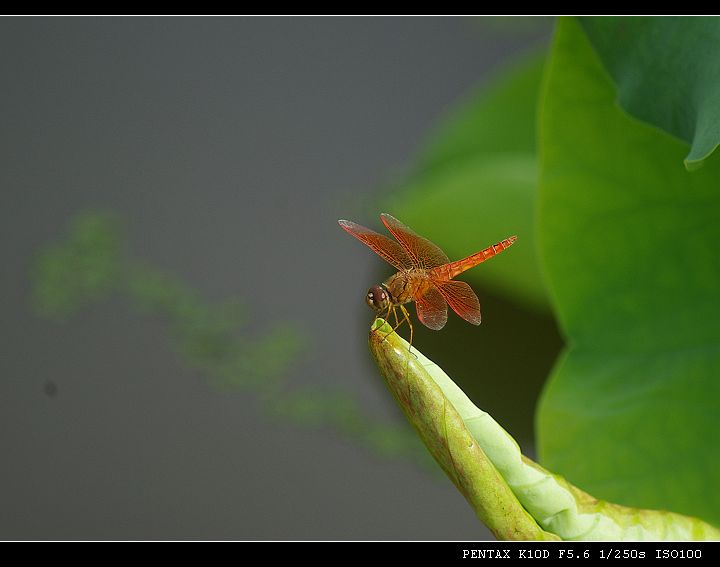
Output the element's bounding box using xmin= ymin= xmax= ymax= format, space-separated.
xmin=415 ymin=285 xmax=448 ymax=330
xmin=338 ymin=220 xmax=414 ymax=271
xmin=380 ymin=213 xmax=450 ymax=270
xmin=435 ymin=280 xmax=481 ymax=325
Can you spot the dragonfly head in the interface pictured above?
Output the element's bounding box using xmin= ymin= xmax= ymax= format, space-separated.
xmin=366 ymin=284 xmax=391 ymax=313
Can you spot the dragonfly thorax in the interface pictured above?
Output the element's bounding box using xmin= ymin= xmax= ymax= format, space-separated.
xmin=384 ymin=270 xmax=430 ymax=305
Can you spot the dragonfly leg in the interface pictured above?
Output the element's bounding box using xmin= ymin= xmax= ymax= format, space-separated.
xmin=390 ymin=307 xmax=408 ymax=335
xmin=399 ymin=304 xmax=415 ymax=356
xmin=379 ymin=305 xmax=408 ymax=343
xmin=384 ymin=303 xmax=393 ymax=326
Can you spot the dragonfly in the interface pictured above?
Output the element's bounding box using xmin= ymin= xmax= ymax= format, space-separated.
xmin=338 ymin=213 xmax=517 ymax=343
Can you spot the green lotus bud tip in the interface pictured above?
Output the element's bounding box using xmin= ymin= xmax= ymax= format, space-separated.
xmin=367 ymin=317 xmax=720 ymax=541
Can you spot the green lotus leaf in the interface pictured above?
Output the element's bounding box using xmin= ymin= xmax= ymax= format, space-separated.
xmin=537 ymin=17 xmax=720 ymax=527
xmin=579 ymin=16 xmax=720 ymax=169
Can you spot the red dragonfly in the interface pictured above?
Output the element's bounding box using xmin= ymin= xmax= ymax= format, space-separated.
xmin=339 ymin=213 xmax=516 ymax=340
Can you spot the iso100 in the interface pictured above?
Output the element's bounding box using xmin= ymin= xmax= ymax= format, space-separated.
xmin=656 ymin=549 xmax=702 ymax=559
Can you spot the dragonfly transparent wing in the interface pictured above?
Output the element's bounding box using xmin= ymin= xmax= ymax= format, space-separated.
xmin=380 ymin=213 xmax=450 ymax=270
xmin=415 ymin=285 xmax=448 ymax=330
xmin=338 ymin=219 xmax=414 ymax=271
xmin=435 ymin=280 xmax=481 ymax=325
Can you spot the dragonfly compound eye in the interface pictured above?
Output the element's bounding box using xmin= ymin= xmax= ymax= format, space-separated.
xmin=366 ymin=285 xmax=389 ymax=311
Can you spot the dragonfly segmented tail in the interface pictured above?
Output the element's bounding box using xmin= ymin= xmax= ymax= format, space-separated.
xmin=430 ymin=236 xmax=517 ymax=281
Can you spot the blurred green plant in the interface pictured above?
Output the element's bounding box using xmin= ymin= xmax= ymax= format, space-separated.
xmin=537 ymin=17 xmax=720 ymax=526
xmin=31 ymin=212 xmax=431 ymax=468
xmin=32 ymin=213 xmax=122 ymax=317
xmin=126 ymin=264 xmax=300 ymax=389
xmin=32 ymin=213 xmax=304 ymax=388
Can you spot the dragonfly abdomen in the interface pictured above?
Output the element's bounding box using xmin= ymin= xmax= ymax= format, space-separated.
xmin=430 ymin=236 xmax=517 ymax=281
